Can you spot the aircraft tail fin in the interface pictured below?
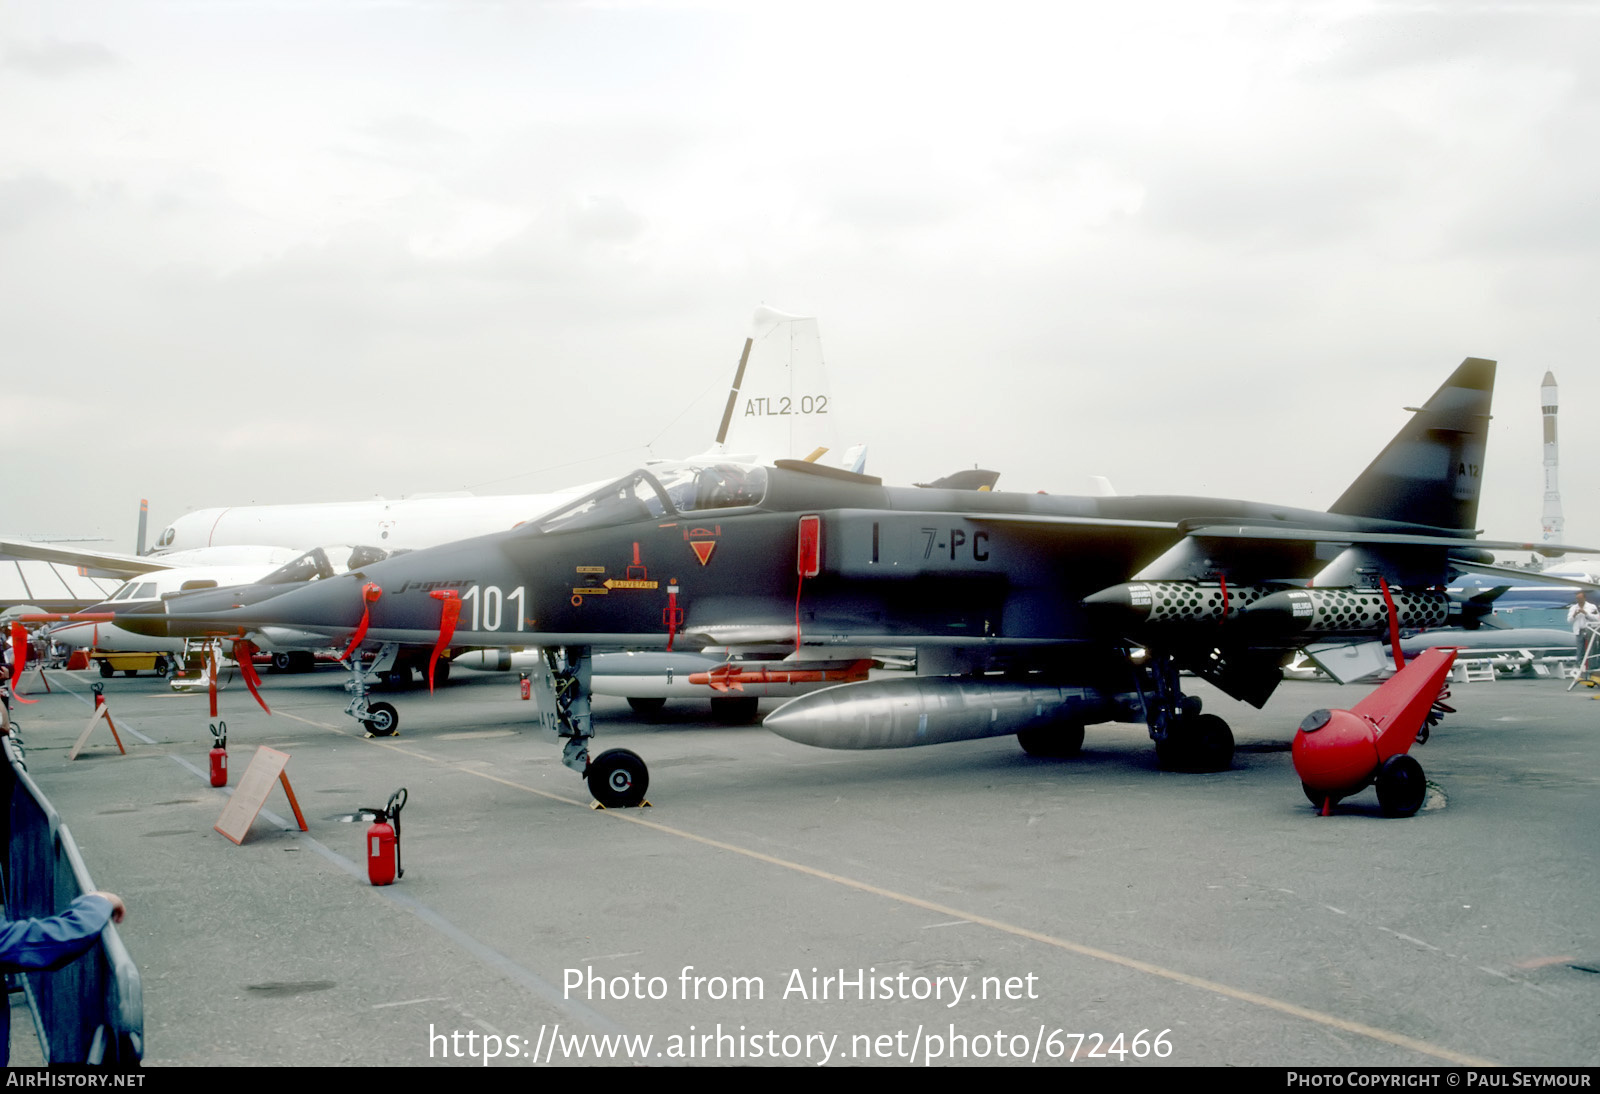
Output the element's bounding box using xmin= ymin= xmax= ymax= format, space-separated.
xmin=1328 ymin=357 xmax=1495 ymax=531
xmin=136 ymin=498 xmax=149 ymax=556
xmin=716 ymin=306 xmax=847 ymax=465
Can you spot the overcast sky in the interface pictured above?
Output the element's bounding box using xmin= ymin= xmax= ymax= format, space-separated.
xmin=3 ymin=0 xmax=1596 ymax=556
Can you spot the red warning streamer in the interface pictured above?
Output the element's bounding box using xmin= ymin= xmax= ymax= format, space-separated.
xmin=339 ymin=583 xmax=383 ymax=662
xmin=427 ymin=590 xmax=460 ymax=693
xmin=9 ymin=623 xmax=36 ymax=704
xmin=232 ymin=639 xmax=271 ymax=714
xmin=1377 ymin=576 xmax=1406 ymax=672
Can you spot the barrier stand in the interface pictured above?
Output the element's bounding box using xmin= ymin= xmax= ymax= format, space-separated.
xmin=214 ymin=746 xmax=308 ymax=845
xmin=67 ymin=683 xmax=127 ymax=760
xmin=20 ymin=665 xmax=52 ymax=694
xmin=208 ymin=645 xmax=219 ymax=718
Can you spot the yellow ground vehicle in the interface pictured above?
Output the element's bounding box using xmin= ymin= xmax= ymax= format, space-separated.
xmin=92 ymin=651 xmax=171 ymax=678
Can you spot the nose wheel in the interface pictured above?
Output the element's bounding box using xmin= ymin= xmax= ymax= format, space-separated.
xmin=363 ymin=701 xmax=399 ymax=737
xmin=344 ymin=644 xmax=403 ymax=737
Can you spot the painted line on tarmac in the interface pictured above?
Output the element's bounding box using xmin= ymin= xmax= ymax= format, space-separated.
xmin=276 ymin=710 xmax=1497 ymax=1066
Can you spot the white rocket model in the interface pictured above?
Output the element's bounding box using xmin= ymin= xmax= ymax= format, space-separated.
xmin=1542 ymin=370 xmax=1563 ymax=542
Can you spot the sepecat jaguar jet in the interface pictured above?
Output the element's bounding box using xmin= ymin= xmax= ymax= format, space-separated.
xmin=117 ymin=357 xmax=1591 ymax=808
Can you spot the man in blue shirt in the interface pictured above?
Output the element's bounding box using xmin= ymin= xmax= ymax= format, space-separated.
xmin=2 ymin=890 xmax=126 ymax=1065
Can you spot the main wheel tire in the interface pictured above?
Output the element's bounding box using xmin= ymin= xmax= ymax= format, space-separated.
xmin=364 ymin=701 xmax=400 ymax=737
xmin=1157 ymin=713 xmax=1234 ymax=772
xmin=1017 ymin=723 xmax=1086 ymax=758
xmin=587 ymin=748 xmax=649 ymax=807
xmin=627 ymin=697 xmax=667 ymax=719
xmin=710 ymin=696 xmax=760 ymax=724
xmin=1187 ymin=713 xmax=1234 ymax=772
xmin=272 ymin=652 xmax=295 ymax=673
xmin=1375 ymin=754 xmax=1426 ymax=817
xmin=153 ymin=656 xmax=170 ymax=676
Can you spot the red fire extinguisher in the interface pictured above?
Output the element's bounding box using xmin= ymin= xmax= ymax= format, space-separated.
xmin=519 ymin=671 xmax=532 ymax=700
xmin=208 ymin=721 xmax=228 ymax=787
xmin=362 ymin=788 xmax=407 ymax=886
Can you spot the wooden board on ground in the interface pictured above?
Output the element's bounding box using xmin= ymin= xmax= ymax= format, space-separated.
xmin=214 ymin=746 xmax=308 ymax=845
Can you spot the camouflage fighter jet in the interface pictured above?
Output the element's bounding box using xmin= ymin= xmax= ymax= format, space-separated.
xmin=119 ymin=358 xmax=1587 ymax=807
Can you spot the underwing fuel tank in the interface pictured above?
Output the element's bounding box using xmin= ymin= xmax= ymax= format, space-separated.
xmin=763 ymin=677 xmax=1119 ymax=750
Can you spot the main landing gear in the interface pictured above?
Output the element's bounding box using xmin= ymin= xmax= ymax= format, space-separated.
xmin=1141 ymin=653 xmax=1234 ymax=773
xmin=533 ymin=646 xmax=650 ymax=808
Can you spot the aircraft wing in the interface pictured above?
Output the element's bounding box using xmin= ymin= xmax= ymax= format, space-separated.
xmin=1175 ymin=523 xmax=1600 ymax=556
xmin=962 ymin=515 xmax=1600 ymax=559
xmin=1443 ymin=557 xmax=1600 ymax=592
xmin=0 ymin=537 xmax=171 ymax=578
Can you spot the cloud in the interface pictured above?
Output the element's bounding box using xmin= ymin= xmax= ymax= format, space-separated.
xmin=566 ymin=193 xmax=646 ymax=244
xmin=0 ymin=175 xmax=76 ymax=233
xmin=4 ymin=38 xmax=118 ymax=77
xmin=357 ymin=113 xmax=461 ymax=148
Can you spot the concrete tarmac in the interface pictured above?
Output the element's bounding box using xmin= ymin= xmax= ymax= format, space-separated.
xmin=6 ymin=664 xmax=1598 ymax=1067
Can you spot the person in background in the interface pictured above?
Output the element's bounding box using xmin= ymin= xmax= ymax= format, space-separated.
xmin=1567 ymin=591 xmax=1600 ymax=674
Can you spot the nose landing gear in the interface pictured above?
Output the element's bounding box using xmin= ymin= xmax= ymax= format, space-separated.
xmin=344 ymin=643 xmax=402 ymax=737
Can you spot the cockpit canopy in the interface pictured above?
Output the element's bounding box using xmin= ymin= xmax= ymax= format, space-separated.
xmin=534 ymin=463 xmax=768 ymax=535
xmin=259 ymin=544 xmax=391 ymax=585
xmin=107 ymin=579 xmax=159 ymax=602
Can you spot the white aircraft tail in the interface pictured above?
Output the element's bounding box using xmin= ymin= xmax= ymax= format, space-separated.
xmin=712 ymin=307 xmax=852 ymax=467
